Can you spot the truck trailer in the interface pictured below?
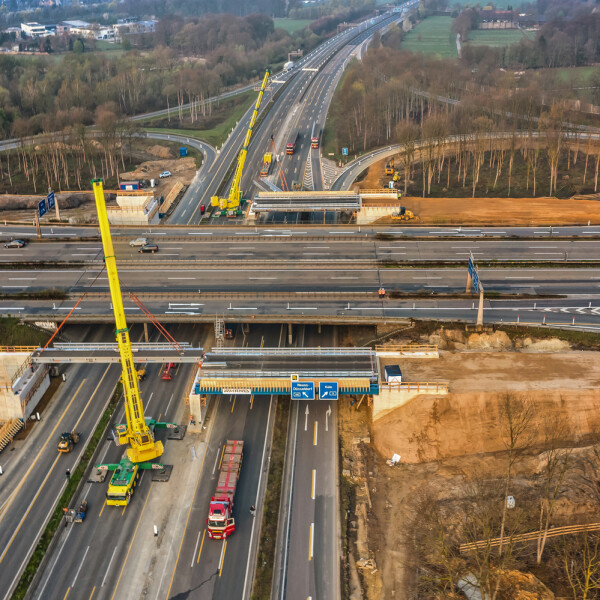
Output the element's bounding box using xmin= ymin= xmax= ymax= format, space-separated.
xmin=207 ymin=439 xmax=244 ymax=539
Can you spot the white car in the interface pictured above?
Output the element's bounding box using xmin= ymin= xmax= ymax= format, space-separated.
xmin=129 ymin=237 xmax=148 ymax=247
xmin=159 ymin=171 xmax=172 ymax=178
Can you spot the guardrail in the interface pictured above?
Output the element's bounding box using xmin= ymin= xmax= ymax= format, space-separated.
xmin=210 ymin=347 xmax=374 ymax=356
xmin=460 ymin=521 xmax=600 ymax=553
xmin=200 ymin=369 xmax=377 ymax=378
xmin=0 ymin=346 xmax=38 ymax=353
xmin=52 ymin=342 xmax=192 ymax=351
xmin=380 ymin=382 xmax=449 ymax=393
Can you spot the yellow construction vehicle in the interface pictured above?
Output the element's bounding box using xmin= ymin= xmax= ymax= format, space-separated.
xmin=92 ymin=179 xmax=176 ymax=507
xmin=260 ymin=152 xmax=272 ymax=177
xmin=391 ymin=206 xmax=416 ymax=221
xmin=58 ymin=430 xmax=80 ymax=453
xmin=211 ymin=69 xmax=271 ymax=217
xmin=385 ymin=158 xmax=395 ymax=176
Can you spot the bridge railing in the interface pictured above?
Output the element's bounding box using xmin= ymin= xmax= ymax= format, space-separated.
xmin=380 ymin=382 xmax=449 ymax=393
xmin=375 ymin=344 xmax=439 ymax=357
xmin=210 ymin=347 xmax=373 ymax=356
xmin=200 ymin=369 xmax=377 ymax=378
xmin=52 ymin=342 xmax=193 ymax=351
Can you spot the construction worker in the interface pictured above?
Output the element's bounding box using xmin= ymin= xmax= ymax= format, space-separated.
xmin=378 ymin=287 xmax=386 ymax=298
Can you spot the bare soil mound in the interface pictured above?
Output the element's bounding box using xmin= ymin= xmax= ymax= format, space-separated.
xmin=374 ymin=352 xmax=600 ymax=462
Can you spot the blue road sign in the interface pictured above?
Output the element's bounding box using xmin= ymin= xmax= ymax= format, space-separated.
xmin=319 ymin=382 xmax=338 ymax=400
xmin=47 ymin=191 xmax=55 ymax=210
xmin=38 ymin=198 xmax=47 ymax=217
xmin=468 ymin=255 xmax=474 ymax=276
xmin=291 ymin=381 xmax=315 ymax=400
xmin=342 ymin=147 xmax=348 ymax=156
xmin=472 ymin=270 xmax=479 ymax=292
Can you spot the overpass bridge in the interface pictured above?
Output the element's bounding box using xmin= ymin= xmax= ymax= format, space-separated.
xmin=195 ymin=347 xmax=379 ymax=395
xmin=30 ymin=343 xmax=205 ymax=364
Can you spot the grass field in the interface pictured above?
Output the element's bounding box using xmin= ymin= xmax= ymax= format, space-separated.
xmin=467 ymin=28 xmax=534 ymax=47
xmin=534 ymin=65 xmax=598 ymax=83
xmin=401 ymin=16 xmax=457 ymax=58
xmin=143 ymin=90 xmax=254 ymax=148
xmin=273 ymin=18 xmax=313 ymax=33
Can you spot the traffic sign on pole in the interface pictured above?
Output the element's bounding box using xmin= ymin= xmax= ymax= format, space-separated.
xmin=319 ymin=382 xmax=339 ymax=400
xmin=38 ymin=198 xmax=47 ymax=217
xmin=342 ymin=147 xmax=348 ymax=156
xmin=468 ymin=255 xmax=474 ymax=276
xmin=47 ymin=191 xmax=55 ymax=210
xmin=472 ymin=270 xmax=479 ymax=292
xmin=291 ymin=381 xmax=315 ymax=400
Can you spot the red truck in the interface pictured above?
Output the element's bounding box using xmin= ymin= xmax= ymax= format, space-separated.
xmin=286 ymin=133 xmax=299 ymax=155
xmin=207 ymin=439 xmax=244 ymax=539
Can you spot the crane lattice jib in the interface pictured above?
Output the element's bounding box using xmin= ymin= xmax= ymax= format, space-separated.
xmin=228 ymin=68 xmax=271 ymax=205
xmin=91 ymin=180 xmax=163 ymax=464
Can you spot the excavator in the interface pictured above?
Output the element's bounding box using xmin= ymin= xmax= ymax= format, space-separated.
xmin=211 ymin=68 xmax=271 ymax=217
xmin=91 ymin=179 xmax=177 ymax=507
xmin=385 ymin=157 xmax=395 ymax=176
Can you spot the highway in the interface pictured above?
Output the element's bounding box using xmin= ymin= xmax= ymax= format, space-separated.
xmin=4 ymin=223 xmax=600 ymax=240
xmin=0 ymin=263 xmax=599 ymax=294
xmin=165 ymin=324 xmax=283 ymax=600
xmin=0 ymin=326 xmax=122 ymax=600
xmin=0 ymin=237 xmax=598 ymax=264
xmin=274 ymin=325 xmax=340 ymax=600
xmin=28 ymin=322 xmax=206 ymax=600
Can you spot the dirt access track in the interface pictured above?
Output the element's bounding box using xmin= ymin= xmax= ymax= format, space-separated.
xmin=379 ymin=195 xmax=600 ymax=226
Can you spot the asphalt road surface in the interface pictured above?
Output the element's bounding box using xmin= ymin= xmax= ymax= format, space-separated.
xmin=3 ymin=224 xmax=600 ymax=241
xmin=0 ymin=325 xmax=123 ymax=600
xmin=29 ymin=323 xmax=203 ymax=600
xmin=0 ymin=237 xmax=597 ymax=265
xmin=166 ymin=323 xmax=285 ymax=600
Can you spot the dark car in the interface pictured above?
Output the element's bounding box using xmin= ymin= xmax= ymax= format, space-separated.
xmin=139 ymin=244 xmax=159 ymax=253
xmin=4 ymin=239 xmax=27 ymax=248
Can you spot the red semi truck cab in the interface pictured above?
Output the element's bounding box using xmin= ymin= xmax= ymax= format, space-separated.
xmin=207 ymin=439 xmax=244 ymax=539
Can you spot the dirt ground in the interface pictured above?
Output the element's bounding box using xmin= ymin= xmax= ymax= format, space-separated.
xmin=340 ymin=329 xmax=600 ymax=600
xmin=0 ymin=144 xmax=196 ymax=224
xmin=356 ymin=160 xmax=600 ymax=225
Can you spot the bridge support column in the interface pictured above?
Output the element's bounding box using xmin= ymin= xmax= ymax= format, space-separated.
xmin=143 ymin=322 xmax=149 ymax=343
xmin=318 ymin=323 xmax=322 ymax=334
xmin=288 ymin=323 xmax=293 ymax=345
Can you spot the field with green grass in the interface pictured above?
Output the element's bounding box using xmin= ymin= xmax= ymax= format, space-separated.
xmin=401 ymin=16 xmax=457 ymax=58
xmin=273 ymin=18 xmax=313 ymax=33
xmin=467 ymin=28 xmax=533 ymax=47
xmin=143 ymin=90 xmax=254 ymax=148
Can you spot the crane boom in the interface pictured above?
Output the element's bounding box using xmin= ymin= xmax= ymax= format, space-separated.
xmin=212 ymin=68 xmax=271 ymax=216
xmin=92 ymin=179 xmax=163 ymax=464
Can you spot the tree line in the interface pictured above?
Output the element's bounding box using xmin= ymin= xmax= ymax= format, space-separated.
xmin=327 ymin=42 xmax=600 ymax=197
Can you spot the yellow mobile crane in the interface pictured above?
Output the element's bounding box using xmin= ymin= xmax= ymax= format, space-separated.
xmin=92 ymin=179 xmax=175 ymax=507
xmin=211 ymin=68 xmax=271 ymax=217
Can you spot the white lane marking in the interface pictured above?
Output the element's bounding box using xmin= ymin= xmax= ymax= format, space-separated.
xmin=212 ymin=447 xmax=221 ymax=475
xmin=167 ymin=277 xmax=196 ymax=280
xmin=145 ymin=392 xmax=154 ymax=410
xmin=191 ymin=530 xmax=202 ymax=568
xmin=505 ymin=277 xmax=534 ymax=279
xmin=101 ymin=546 xmax=118 ymax=587
xmin=2 ymin=285 xmax=29 ymax=288
xmin=309 ymin=523 xmax=314 ymax=560
xmin=164 ymin=393 xmax=174 ymax=416
xmin=71 ymin=545 xmax=90 ymax=587
xmin=249 ymin=277 xmax=278 ymax=280
xmin=8 ymin=277 xmax=36 ymax=280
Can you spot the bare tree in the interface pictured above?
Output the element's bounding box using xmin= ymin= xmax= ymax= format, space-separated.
xmin=562 ymin=532 xmax=600 ymax=600
xmin=536 ymin=415 xmax=573 ymax=564
xmin=497 ymin=394 xmax=535 ymax=557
